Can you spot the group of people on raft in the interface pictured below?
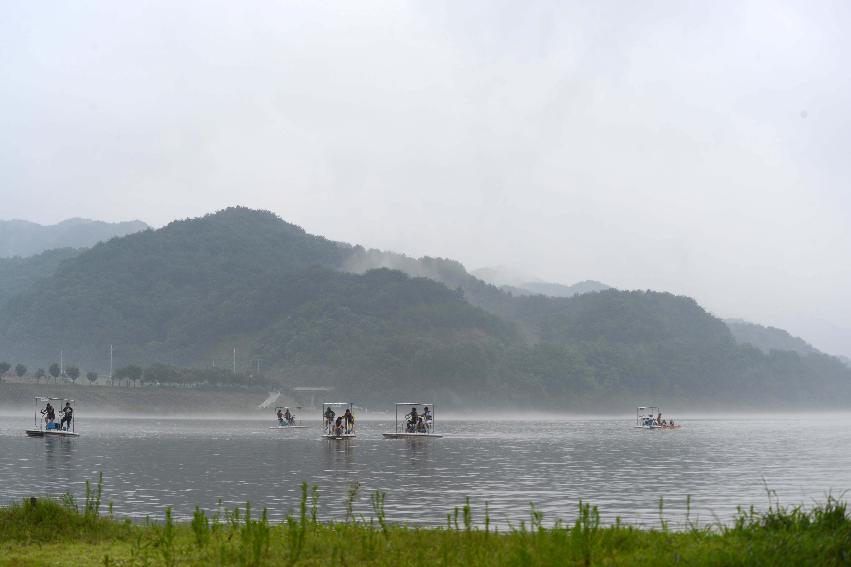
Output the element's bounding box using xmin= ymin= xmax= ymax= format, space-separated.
xmin=40 ymin=401 xmax=74 ymax=431
xmin=640 ymin=412 xmax=677 ymax=428
xmin=404 ymin=406 xmax=433 ymax=433
xmin=323 ymin=407 xmax=356 ymax=436
xmin=276 ymin=407 xmax=297 ymax=426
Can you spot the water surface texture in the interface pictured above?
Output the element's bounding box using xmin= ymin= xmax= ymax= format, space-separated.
xmin=1 ymin=415 xmax=849 ymax=527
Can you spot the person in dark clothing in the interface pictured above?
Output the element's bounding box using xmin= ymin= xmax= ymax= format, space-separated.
xmin=343 ymin=408 xmax=355 ymax=433
xmin=324 ymin=407 xmax=336 ymax=432
xmin=41 ymin=402 xmax=55 ymax=425
xmin=406 ymin=407 xmax=418 ymax=432
xmin=423 ymin=406 xmax=434 ymax=433
xmin=60 ymin=402 xmax=73 ymax=431
xmin=334 ymin=416 xmax=344 ymax=436
xmin=277 ymin=408 xmax=284 ymax=425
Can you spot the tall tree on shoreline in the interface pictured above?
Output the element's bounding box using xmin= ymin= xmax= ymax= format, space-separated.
xmin=34 ymin=368 xmax=46 ymax=383
xmin=15 ymin=363 xmax=27 ymax=378
xmin=115 ymin=365 xmax=142 ymax=388
xmin=65 ymin=366 xmax=80 ymax=384
xmin=48 ymin=363 xmax=61 ymax=383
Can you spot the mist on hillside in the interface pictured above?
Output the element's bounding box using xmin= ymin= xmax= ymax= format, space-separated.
xmin=341 ymin=248 xmax=470 ymax=286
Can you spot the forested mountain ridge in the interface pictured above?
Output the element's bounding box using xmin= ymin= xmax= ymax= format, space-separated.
xmin=1 ymin=209 xmax=353 ymax=359
xmin=1 ymin=207 xmax=849 ymax=409
xmin=0 ymin=217 xmax=148 ymax=258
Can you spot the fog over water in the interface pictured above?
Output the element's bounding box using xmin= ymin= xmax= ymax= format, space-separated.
xmin=2 ymin=1 xmax=851 ymax=356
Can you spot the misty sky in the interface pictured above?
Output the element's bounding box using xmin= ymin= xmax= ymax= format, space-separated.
xmin=2 ymin=1 xmax=850 ymax=356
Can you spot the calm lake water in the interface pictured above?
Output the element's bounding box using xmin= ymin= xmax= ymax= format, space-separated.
xmin=1 ymin=414 xmax=849 ymax=528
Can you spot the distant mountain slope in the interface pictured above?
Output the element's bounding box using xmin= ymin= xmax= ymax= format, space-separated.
xmin=725 ymin=319 xmax=820 ymax=356
xmin=0 ymin=217 xmax=149 ymax=258
xmin=470 ymin=266 xmax=610 ymax=298
xmin=1 ymin=207 xmax=849 ymax=409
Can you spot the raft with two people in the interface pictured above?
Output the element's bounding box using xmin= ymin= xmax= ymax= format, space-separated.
xmin=635 ymin=406 xmax=681 ymax=429
xmin=322 ymin=402 xmax=356 ymax=440
xmin=25 ymin=396 xmax=79 ymax=437
xmin=270 ymin=406 xmax=307 ymax=429
xmin=382 ymin=402 xmax=442 ymax=438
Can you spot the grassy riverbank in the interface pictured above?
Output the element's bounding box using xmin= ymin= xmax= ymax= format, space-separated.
xmin=1 ymin=482 xmax=849 ymax=566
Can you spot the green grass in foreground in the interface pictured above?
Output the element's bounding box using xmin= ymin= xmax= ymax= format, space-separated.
xmin=1 ymin=480 xmax=850 ymax=567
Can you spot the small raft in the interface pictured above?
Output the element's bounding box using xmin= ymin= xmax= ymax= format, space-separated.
xmin=321 ymin=402 xmax=357 ymax=440
xmin=26 ymin=396 xmax=80 ymax=438
xmin=382 ymin=402 xmax=443 ymax=439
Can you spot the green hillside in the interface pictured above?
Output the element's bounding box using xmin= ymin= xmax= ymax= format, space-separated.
xmin=1 ymin=207 xmax=849 ymax=409
xmin=0 ymin=208 xmax=351 ymax=360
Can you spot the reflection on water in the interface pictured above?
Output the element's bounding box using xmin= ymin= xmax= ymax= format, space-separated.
xmin=1 ymin=415 xmax=850 ymax=527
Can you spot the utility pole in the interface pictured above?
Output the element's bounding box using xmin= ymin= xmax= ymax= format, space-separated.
xmin=60 ymin=349 xmax=63 ymax=377
xmin=109 ymin=344 xmax=113 ymax=384
xmin=233 ymin=348 xmax=236 ymax=374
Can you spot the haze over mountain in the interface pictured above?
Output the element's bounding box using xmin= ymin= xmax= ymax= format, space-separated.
xmin=0 ymin=218 xmax=148 ymax=258
xmin=725 ymin=319 xmax=821 ymax=357
xmin=471 ymin=266 xmax=611 ymax=299
xmin=1 ymin=208 xmax=848 ymax=411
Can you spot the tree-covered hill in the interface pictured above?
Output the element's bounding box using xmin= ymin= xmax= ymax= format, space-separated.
xmin=0 ymin=207 xmax=849 ymax=409
xmin=0 ymin=208 xmax=352 ymax=359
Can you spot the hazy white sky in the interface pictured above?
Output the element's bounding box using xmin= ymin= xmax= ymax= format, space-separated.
xmin=2 ymin=1 xmax=850 ymax=355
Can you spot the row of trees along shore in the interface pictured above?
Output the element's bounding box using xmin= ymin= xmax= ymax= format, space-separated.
xmin=0 ymin=361 xmax=88 ymax=384
xmin=0 ymin=360 xmax=268 ymax=388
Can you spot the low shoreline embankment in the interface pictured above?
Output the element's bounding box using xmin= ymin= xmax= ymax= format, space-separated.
xmin=0 ymin=381 xmax=281 ymax=416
